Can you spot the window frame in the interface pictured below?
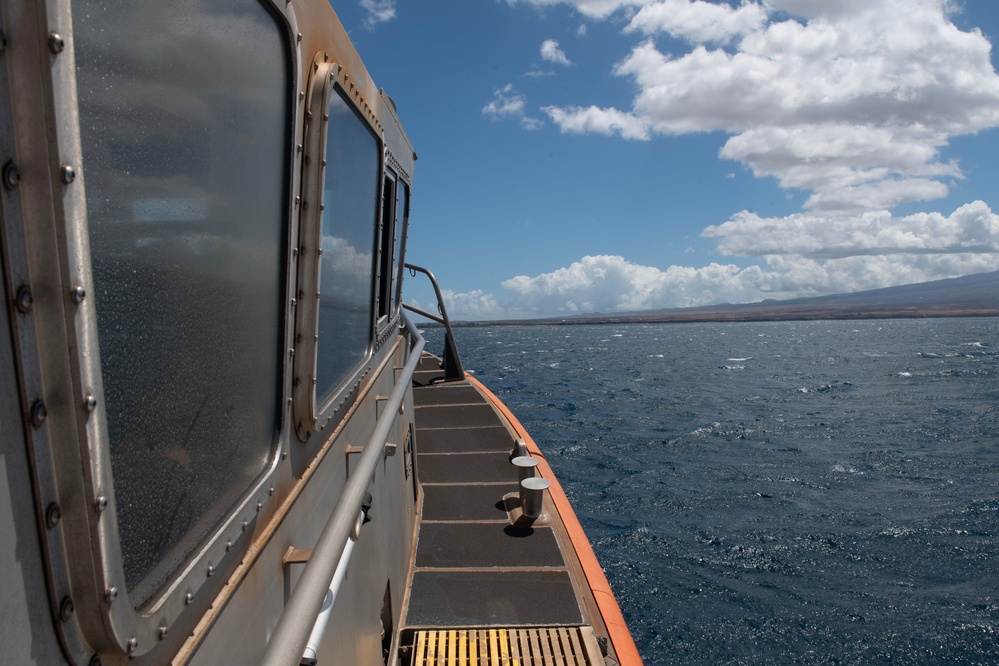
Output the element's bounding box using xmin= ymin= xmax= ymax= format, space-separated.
xmin=292 ymin=55 xmax=384 ymax=440
xmin=21 ymin=0 xmax=299 ymax=658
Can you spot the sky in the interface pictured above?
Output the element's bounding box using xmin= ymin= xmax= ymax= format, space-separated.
xmin=331 ymin=0 xmax=999 ymax=320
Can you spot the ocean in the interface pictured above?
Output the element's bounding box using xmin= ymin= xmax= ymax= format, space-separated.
xmin=424 ymin=318 xmax=999 ymax=665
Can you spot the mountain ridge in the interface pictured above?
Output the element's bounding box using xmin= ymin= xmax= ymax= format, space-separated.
xmin=453 ymin=270 xmax=999 ymax=326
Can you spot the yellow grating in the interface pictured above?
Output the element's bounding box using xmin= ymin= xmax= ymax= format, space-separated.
xmin=411 ymin=626 xmax=604 ymax=666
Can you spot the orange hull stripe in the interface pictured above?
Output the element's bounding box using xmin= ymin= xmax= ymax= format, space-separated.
xmin=467 ymin=375 xmax=644 ymax=666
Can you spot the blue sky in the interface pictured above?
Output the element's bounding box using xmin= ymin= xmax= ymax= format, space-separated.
xmin=332 ymin=0 xmax=999 ymax=320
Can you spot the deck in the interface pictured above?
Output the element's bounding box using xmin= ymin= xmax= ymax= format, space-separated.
xmin=400 ymin=353 xmax=611 ymax=665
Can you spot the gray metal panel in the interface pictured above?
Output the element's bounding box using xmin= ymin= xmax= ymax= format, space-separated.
xmin=413 ymin=384 xmax=485 ymax=407
xmin=416 ymin=426 xmax=512 ymax=454
xmin=421 ymin=485 xmax=514 ymax=522
xmin=406 ymin=571 xmax=582 ymax=628
xmin=0 ymin=260 xmax=68 ymax=664
xmin=417 ymin=453 xmax=520 ymax=484
xmin=415 ymin=404 xmax=501 ymax=429
xmin=416 ymin=523 xmax=565 ymax=569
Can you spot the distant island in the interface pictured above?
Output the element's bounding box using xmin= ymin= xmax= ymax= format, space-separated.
xmin=452 ymin=270 xmax=999 ymax=327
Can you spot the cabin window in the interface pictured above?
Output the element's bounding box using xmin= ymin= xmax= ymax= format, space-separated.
xmin=315 ymin=90 xmax=380 ymax=405
xmin=392 ymin=182 xmax=410 ymax=312
xmin=74 ymin=0 xmax=288 ymax=604
xmin=378 ymin=173 xmax=397 ymax=321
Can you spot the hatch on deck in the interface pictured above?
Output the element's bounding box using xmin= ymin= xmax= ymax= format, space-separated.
xmin=410 ymin=627 xmax=605 ymax=666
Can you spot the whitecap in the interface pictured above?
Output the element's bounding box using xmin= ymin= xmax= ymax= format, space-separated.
xmin=896 ymin=371 xmax=912 ymax=378
xmin=722 ymin=365 xmax=746 ymax=371
xmin=728 ymin=357 xmax=754 ymax=362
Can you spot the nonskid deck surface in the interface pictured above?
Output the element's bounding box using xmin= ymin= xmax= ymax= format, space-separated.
xmin=405 ymin=354 xmax=605 ymax=665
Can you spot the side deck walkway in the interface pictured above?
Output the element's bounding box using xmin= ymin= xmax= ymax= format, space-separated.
xmin=401 ymin=353 xmax=608 ymax=665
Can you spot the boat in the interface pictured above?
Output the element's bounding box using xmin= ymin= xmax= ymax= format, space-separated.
xmin=0 ymin=0 xmax=641 ymax=663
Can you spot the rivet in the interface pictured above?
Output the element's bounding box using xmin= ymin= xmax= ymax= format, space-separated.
xmin=297 ymin=144 xmax=303 ymax=153
xmin=323 ymin=52 xmax=328 ymax=62
xmin=70 ymin=284 xmax=85 ymax=303
xmin=48 ymin=33 xmax=65 ymax=54
xmin=269 ymin=487 xmax=275 ymax=496
xmin=105 ymin=586 xmax=117 ymax=604
xmin=30 ymin=400 xmax=47 ymax=428
xmin=295 ymin=196 xmax=301 ymax=205
xmin=158 ymin=626 xmax=169 ymax=640
xmin=242 ymin=520 xmax=248 ymax=531
xmin=256 ymin=502 xmax=262 ymax=512
xmin=127 ymin=637 xmax=138 ymax=654
xmin=84 ymin=393 xmax=98 ymax=412
xmin=299 ymin=91 xmax=304 ymax=101
xmin=3 ymin=161 xmax=20 ymax=189
xmin=297 ymin=33 xmax=302 ymax=43
xmin=60 ymin=164 xmax=76 ymax=184
xmin=225 ymin=540 xmax=232 ymax=552
xmin=321 ymin=159 xmax=327 ymax=167
xmin=313 ymin=63 xmax=318 ymax=72
xmin=185 ymin=592 xmax=193 ymax=605
xmin=95 ymin=495 xmax=107 ymax=513
xmin=59 ymin=596 xmax=74 ymax=621
xmin=206 ymin=564 xmax=215 ymax=577
xmin=322 ymin=114 xmax=329 ymax=121
xmin=15 ymin=286 xmax=33 ymax=313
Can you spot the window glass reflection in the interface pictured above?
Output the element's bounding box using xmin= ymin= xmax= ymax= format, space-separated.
xmin=74 ymin=0 xmax=287 ymax=605
xmin=315 ymin=90 xmax=379 ymax=403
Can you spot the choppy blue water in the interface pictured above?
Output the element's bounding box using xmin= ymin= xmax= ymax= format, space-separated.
xmin=425 ymin=318 xmax=999 ymax=665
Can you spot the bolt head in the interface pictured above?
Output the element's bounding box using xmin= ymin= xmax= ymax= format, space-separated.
xmin=85 ymin=393 xmax=98 ymax=412
xmin=95 ymin=495 xmax=107 ymax=513
xmin=3 ymin=162 xmax=20 ymax=190
xmin=48 ymin=33 xmax=65 ymax=54
xmin=46 ymin=502 xmax=61 ymax=528
xmin=105 ymin=586 xmax=118 ymax=604
xmin=70 ymin=284 xmax=86 ymax=303
xmin=15 ymin=286 xmax=33 ymax=313
xmin=31 ymin=400 xmax=48 ymax=428
xmin=60 ymin=164 xmax=76 ymax=184
xmin=59 ymin=596 xmax=75 ymax=621
xmin=158 ymin=626 xmax=169 ymax=640
xmin=127 ymin=637 xmax=138 ymax=654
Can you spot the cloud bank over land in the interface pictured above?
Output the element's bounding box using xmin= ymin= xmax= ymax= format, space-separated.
xmin=442 ymin=200 xmax=999 ymax=319
xmin=446 ymin=0 xmax=999 ymax=319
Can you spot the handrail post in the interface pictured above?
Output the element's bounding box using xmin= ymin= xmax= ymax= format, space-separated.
xmin=259 ymin=313 xmax=425 ymax=666
xmin=402 ymin=262 xmax=465 ymax=381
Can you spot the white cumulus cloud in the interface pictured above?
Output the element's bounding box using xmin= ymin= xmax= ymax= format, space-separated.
xmin=483 ymin=84 xmax=544 ymax=130
xmin=627 ymin=0 xmax=767 ymax=43
xmin=360 ymin=0 xmax=396 ymax=28
xmin=541 ymin=39 xmax=573 ymax=65
xmin=543 ymin=0 xmax=999 ymax=214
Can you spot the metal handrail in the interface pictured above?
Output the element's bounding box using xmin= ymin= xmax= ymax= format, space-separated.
xmin=260 ymin=312 xmax=425 ymax=666
xmin=402 ymin=262 xmax=465 ymax=381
